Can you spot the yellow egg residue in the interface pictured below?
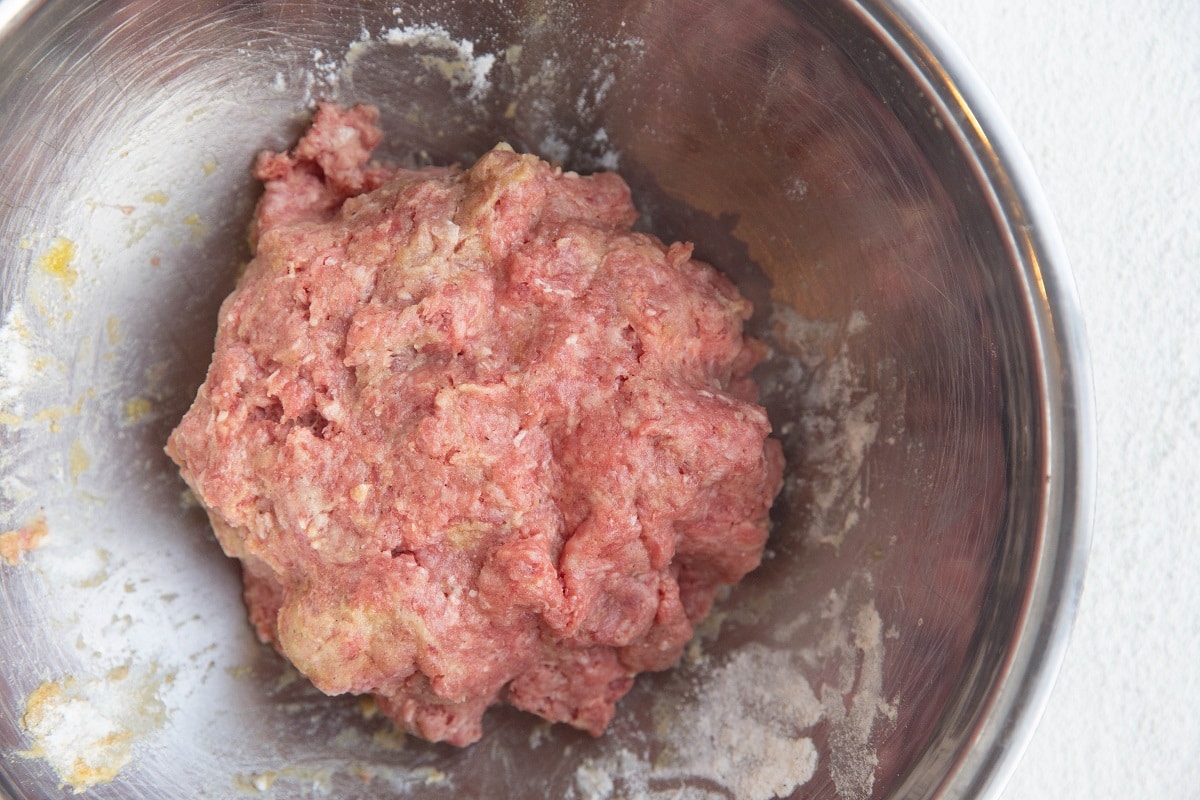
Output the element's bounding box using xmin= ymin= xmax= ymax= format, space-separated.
xmin=182 ymin=213 xmax=207 ymax=238
xmin=123 ymin=396 xmax=153 ymax=425
xmin=0 ymin=514 xmax=49 ymax=566
xmin=105 ymin=316 xmax=123 ymax=347
xmin=36 ymin=237 xmax=79 ymax=290
xmin=69 ymin=439 xmax=91 ymax=483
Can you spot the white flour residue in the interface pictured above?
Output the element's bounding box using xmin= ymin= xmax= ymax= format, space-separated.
xmin=756 ymin=304 xmax=896 ymax=795
xmin=574 ymin=644 xmax=820 ymax=800
xmin=572 ymin=570 xmax=893 ymax=800
xmin=806 ymin=577 xmax=897 ymax=800
xmin=380 ymin=23 xmax=496 ymax=101
xmin=309 ymin=48 xmax=340 ymax=88
xmin=283 ymin=11 xmax=632 ymax=172
xmin=761 ymin=304 xmax=882 ymax=548
xmin=826 ymin=603 xmax=893 ymax=799
xmin=508 ymin=42 xmax=633 ymax=172
xmin=538 ymin=132 xmax=571 ymax=167
xmin=589 ymin=129 xmax=620 ymax=171
xmin=297 ymin=19 xmax=496 ymax=108
xmin=19 ymin=663 xmax=169 ymax=792
xmin=0 ymin=304 xmax=36 ymax=413
xmin=655 ymin=644 xmax=821 ymax=800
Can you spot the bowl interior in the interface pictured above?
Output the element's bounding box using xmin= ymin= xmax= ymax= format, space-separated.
xmin=0 ymin=1 xmax=1067 ymax=798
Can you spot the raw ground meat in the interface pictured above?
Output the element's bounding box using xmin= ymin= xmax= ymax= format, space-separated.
xmin=167 ymin=103 xmax=784 ymax=746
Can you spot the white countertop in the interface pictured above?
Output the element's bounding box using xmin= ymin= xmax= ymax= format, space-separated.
xmin=916 ymin=2 xmax=1200 ymax=798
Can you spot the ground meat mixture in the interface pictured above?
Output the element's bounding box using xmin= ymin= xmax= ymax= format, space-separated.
xmin=167 ymin=104 xmax=784 ymax=746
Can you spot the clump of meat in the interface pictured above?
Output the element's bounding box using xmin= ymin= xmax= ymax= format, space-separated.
xmin=167 ymin=103 xmax=783 ymax=746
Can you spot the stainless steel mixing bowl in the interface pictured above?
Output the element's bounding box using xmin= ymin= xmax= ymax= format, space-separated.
xmin=0 ymin=0 xmax=1093 ymax=798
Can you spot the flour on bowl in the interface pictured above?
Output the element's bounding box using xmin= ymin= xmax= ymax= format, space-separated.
xmin=648 ymin=644 xmax=821 ymax=800
xmin=0 ymin=304 xmax=37 ymax=417
xmin=569 ymin=578 xmax=892 ymax=800
xmin=761 ymin=304 xmax=883 ymax=549
xmin=812 ymin=577 xmax=897 ymax=800
xmin=379 ymin=23 xmax=496 ymax=101
xmin=18 ymin=664 xmax=168 ymax=792
xmin=288 ymin=8 xmax=630 ymax=173
xmin=299 ymin=18 xmax=497 ymax=108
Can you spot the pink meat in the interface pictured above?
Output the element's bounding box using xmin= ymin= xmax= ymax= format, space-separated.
xmin=167 ymin=103 xmax=784 ymax=746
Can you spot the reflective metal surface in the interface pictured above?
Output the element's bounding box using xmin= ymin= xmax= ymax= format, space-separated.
xmin=0 ymin=1 xmax=1092 ymax=798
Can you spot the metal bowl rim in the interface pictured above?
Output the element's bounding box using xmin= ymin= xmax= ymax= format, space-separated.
xmin=863 ymin=1 xmax=1096 ymax=797
xmin=0 ymin=0 xmax=1096 ymax=797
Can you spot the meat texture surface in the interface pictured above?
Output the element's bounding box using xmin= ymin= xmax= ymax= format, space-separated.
xmin=168 ymin=103 xmax=784 ymax=746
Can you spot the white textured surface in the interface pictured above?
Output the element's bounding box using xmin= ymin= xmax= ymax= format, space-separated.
xmin=917 ymin=2 xmax=1200 ymax=798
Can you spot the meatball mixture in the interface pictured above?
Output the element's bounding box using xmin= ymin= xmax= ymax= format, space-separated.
xmin=168 ymin=104 xmax=784 ymax=746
